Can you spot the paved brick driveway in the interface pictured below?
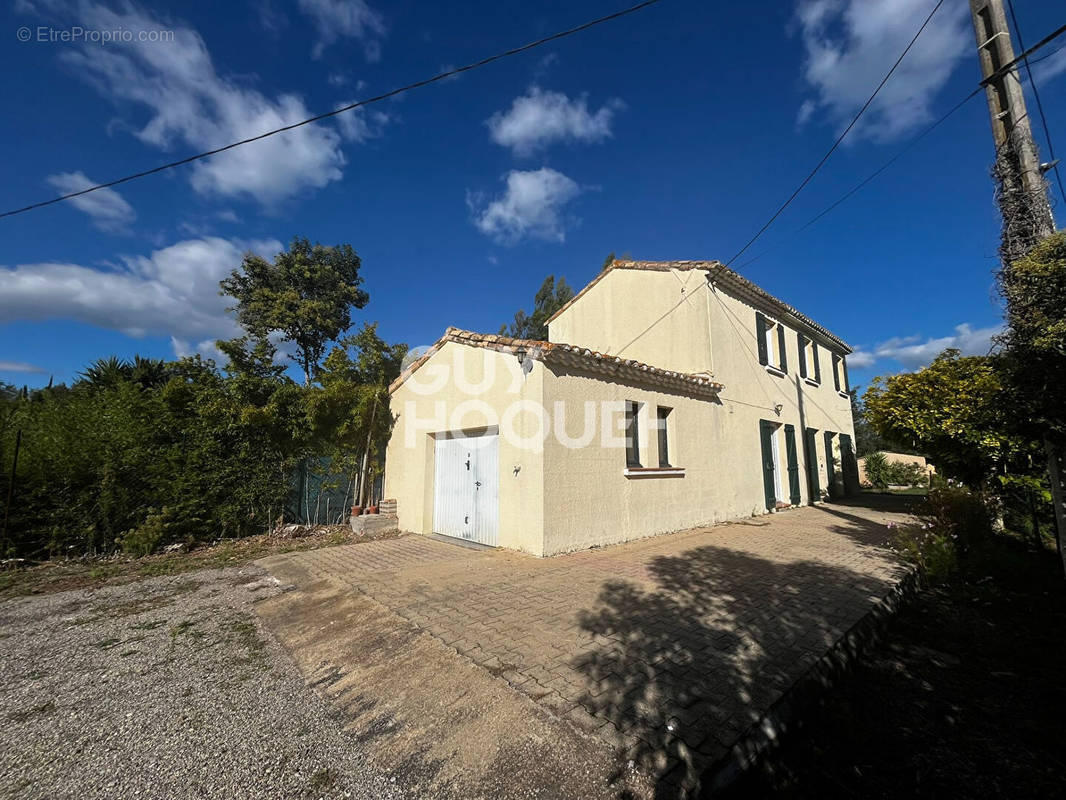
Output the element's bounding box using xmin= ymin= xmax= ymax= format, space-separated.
xmin=260 ymin=498 xmax=912 ymax=791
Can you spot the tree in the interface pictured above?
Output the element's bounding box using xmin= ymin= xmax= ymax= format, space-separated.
xmin=997 ymin=232 xmax=1066 ymax=438
xmin=849 ymin=388 xmax=888 ymax=456
xmin=996 ymin=230 xmax=1066 ymax=571
xmin=220 ymin=237 xmax=369 ymax=385
xmin=500 ymin=275 xmax=575 ymax=341
xmin=863 ymin=350 xmax=1027 ymax=486
xmin=312 ymin=323 xmax=408 ymax=507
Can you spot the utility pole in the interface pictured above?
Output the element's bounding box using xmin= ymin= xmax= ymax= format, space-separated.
xmin=969 ymin=0 xmax=1055 ymax=260
xmin=968 ymin=0 xmax=1066 ymax=570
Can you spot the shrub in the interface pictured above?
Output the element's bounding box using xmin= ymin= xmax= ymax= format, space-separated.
xmin=863 ymin=452 xmax=889 ymax=490
xmin=888 ymin=481 xmax=997 ymax=581
xmin=884 ymin=460 xmax=928 ymax=488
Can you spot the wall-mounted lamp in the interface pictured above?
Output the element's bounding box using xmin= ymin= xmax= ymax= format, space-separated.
xmin=774 ymin=403 xmax=784 ymax=416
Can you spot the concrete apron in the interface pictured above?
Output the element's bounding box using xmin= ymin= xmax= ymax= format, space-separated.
xmin=254 ymin=557 xmax=653 ymax=800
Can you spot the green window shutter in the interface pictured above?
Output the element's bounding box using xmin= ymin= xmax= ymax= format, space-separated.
xmin=777 ymin=324 xmax=788 ymax=373
xmin=759 ymin=420 xmax=776 ymax=510
xmin=832 ymin=355 xmax=841 ymax=392
xmin=824 ymin=431 xmax=837 ymax=499
xmin=840 ymin=433 xmax=857 ymax=495
xmin=755 ymin=312 xmax=768 ymax=366
xmin=784 ymin=424 xmax=801 ymax=505
xmin=842 ymin=357 xmax=851 ymax=392
xmin=804 ymin=427 xmax=820 ymax=502
xmin=812 ymin=342 xmax=821 ymax=383
xmin=797 ymin=333 xmax=808 ymax=379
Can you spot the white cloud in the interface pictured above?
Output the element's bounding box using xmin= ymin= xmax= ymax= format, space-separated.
xmin=487 ymin=87 xmax=623 ymax=157
xmin=0 ymin=361 xmax=47 ymax=374
xmin=849 ymin=323 xmax=1002 ymax=371
xmin=1032 ymin=46 xmax=1066 ymax=85
xmin=333 ymin=104 xmax=389 ymax=142
xmin=0 ymin=236 xmax=282 ymax=357
xmin=45 ymin=171 xmax=136 ymax=232
xmin=38 ymin=1 xmax=357 ymax=205
xmin=297 ymin=0 xmax=385 ymax=60
xmin=794 ymin=0 xmax=971 ymax=141
xmin=469 ymin=168 xmax=581 ymax=245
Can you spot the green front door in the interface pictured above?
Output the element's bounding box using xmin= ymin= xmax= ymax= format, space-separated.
xmin=759 ymin=420 xmax=776 ymax=510
xmin=804 ymin=427 xmax=820 ymax=503
xmin=784 ymin=424 xmax=801 ymax=505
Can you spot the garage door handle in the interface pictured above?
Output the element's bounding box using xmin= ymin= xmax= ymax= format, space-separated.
xmin=475 ymin=481 xmax=481 ymax=488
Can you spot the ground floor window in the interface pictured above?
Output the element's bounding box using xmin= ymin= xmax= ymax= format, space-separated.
xmin=625 ymin=400 xmax=641 ymax=467
xmin=656 ymin=406 xmax=672 ymax=467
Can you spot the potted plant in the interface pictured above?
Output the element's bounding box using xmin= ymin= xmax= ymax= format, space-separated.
xmin=365 ymin=502 xmax=379 ymax=514
xmin=351 ymin=505 xmax=362 ymax=517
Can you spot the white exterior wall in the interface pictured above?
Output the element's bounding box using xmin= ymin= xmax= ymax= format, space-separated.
xmin=384 ymin=341 xmax=546 ymax=556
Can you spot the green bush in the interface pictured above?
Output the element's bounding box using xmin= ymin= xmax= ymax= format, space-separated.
xmin=863 ymin=452 xmax=889 ymax=489
xmin=889 ymin=481 xmax=997 ymax=581
xmin=885 ymin=460 xmax=928 ymax=488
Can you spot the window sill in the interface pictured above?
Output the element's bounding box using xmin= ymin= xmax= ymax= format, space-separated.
xmin=764 ymin=365 xmax=786 ymax=378
xmin=837 ymin=390 xmax=849 ymax=398
xmin=804 ymin=378 xmax=820 ymax=387
xmin=624 ymin=467 xmax=686 ymax=479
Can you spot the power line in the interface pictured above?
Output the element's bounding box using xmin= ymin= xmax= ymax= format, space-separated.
xmin=722 ymin=0 xmax=947 ymax=267
xmin=735 ymin=21 xmax=1066 ymax=271
xmin=1005 ymin=0 xmax=1066 ymax=207
xmin=0 ymin=0 xmax=665 ymax=223
xmin=736 ymin=87 xmax=984 ymax=270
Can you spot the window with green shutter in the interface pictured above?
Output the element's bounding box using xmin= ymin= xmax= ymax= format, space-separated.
xmin=757 ymin=314 xmax=788 ymax=375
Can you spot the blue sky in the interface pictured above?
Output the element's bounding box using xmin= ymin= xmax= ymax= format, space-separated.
xmin=2 ymin=0 xmax=1065 ymax=392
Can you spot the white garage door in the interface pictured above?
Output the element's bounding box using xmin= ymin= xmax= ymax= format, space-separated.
xmin=433 ymin=432 xmax=498 ymax=546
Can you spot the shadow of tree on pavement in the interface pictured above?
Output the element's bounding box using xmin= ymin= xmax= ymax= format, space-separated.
xmin=572 ymin=542 xmax=896 ymax=798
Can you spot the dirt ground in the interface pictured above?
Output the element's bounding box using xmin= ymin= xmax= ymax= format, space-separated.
xmin=0 ymin=524 xmax=400 ymax=598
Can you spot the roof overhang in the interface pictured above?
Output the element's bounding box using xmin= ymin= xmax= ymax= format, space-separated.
xmin=389 ymin=327 xmax=725 ymax=398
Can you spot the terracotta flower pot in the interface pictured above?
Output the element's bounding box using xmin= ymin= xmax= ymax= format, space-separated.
xmin=351 ymin=505 xmax=362 ymax=516
xmin=365 ymin=505 xmax=379 ymax=515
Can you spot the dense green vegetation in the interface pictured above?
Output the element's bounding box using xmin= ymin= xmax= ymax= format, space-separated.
xmin=863 ymin=232 xmax=1066 ymax=579
xmin=0 ymin=239 xmax=405 ymax=559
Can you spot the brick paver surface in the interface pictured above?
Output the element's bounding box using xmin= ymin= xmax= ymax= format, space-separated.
xmin=262 ymin=498 xmax=913 ymax=787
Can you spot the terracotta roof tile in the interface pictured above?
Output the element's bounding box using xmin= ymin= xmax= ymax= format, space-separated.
xmin=389 ymin=327 xmax=725 ymax=397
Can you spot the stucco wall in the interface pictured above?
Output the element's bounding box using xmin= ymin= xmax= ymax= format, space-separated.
xmin=384 ymin=341 xmax=546 ymax=556
xmin=549 ymin=267 xmax=855 ymax=512
xmin=387 ymin=266 xmax=856 ymax=557
xmin=540 ymin=368 xmax=738 ymax=555
xmin=548 ymin=268 xmax=713 ymax=374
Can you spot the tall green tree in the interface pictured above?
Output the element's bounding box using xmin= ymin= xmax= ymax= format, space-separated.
xmin=997 ymin=230 xmax=1066 ymax=570
xmin=863 ymin=350 xmax=1027 ymax=486
xmin=500 ymin=275 xmax=575 ymax=341
xmin=220 ymin=237 xmax=369 ymax=385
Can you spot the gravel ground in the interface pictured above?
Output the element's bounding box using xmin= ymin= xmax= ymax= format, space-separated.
xmin=0 ymin=566 xmax=405 ymax=800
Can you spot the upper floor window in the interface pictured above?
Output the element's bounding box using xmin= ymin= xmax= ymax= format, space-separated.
xmin=797 ymin=333 xmax=821 ymax=384
xmin=756 ymin=312 xmax=788 ymax=375
xmin=832 ymin=354 xmax=850 ymax=395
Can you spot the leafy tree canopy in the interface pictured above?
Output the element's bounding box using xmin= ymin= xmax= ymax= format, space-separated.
xmin=500 ymin=275 xmax=575 ymax=341
xmin=863 ymin=350 xmax=1029 ymax=486
xmin=997 ymin=231 xmax=1066 ymax=441
xmin=220 ymin=237 xmax=369 ymax=385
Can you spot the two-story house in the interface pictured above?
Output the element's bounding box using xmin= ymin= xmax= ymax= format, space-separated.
xmin=383 ymin=259 xmax=860 ymax=556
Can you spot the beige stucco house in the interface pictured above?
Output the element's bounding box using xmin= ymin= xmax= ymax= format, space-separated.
xmin=384 ymin=260 xmax=860 ymax=557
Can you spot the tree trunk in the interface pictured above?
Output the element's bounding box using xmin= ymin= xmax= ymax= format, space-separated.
xmin=1046 ymin=438 xmax=1066 ymax=580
